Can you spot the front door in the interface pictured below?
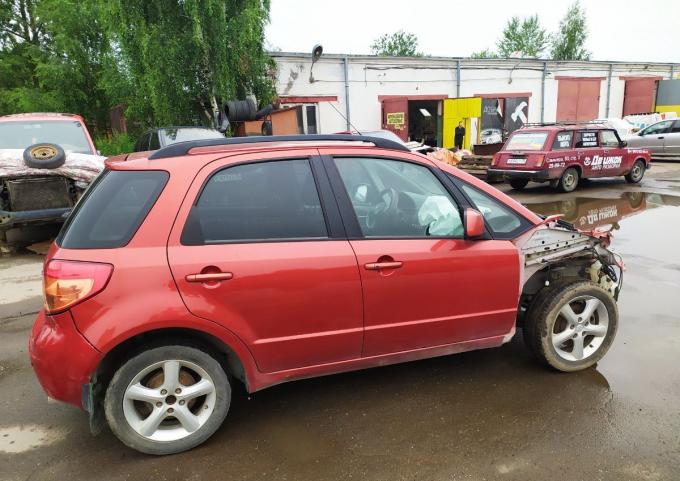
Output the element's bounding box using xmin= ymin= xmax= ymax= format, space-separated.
xmin=328 ymin=155 xmax=520 ymax=357
xmin=599 ymin=129 xmax=627 ymax=175
xmin=664 ymin=120 xmax=680 ymax=155
xmin=637 ymin=120 xmax=673 ymax=154
xmin=167 ymin=155 xmax=363 ymax=373
xmin=382 ymin=98 xmax=409 ymax=142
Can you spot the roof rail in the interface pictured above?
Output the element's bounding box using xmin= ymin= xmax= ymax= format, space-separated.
xmin=148 ymin=134 xmax=411 ymax=159
xmin=522 ymin=120 xmax=606 ymax=128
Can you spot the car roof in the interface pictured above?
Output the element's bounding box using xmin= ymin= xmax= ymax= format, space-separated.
xmin=0 ymin=112 xmax=85 ymax=122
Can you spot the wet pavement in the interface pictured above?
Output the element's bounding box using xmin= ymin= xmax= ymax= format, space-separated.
xmin=1 ymin=164 xmax=680 ymax=481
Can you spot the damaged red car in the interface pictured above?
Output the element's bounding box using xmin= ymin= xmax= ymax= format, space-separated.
xmin=30 ymin=134 xmax=623 ymax=455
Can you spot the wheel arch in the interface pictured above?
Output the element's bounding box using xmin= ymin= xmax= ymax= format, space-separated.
xmin=92 ymin=327 xmax=250 ymax=397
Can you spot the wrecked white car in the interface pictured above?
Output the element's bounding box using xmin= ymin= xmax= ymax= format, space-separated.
xmin=0 ymin=113 xmax=105 ymax=246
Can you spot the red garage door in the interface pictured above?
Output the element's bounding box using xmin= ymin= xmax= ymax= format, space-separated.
xmin=623 ymin=78 xmax=657 ymax=116
xmin=556 ymin=78 xmax=602 ymax=121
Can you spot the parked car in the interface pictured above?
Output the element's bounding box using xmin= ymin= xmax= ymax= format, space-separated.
xmin=134 ymin=126 xmax=225 ymax=151
xmin=488 ymin=125 xmax=652 ymax=192
xmin=0 ymin=113 xmax=104 ymax=246
xmin=593 ymin=118 xmax=639 ymax=139
xmin=625 ymin=119 xmax=680 ymax=160
xmin=480 ymin=128 xmax=503 ymax=144
xmin=30 ymin=134 xmax=623 ymax=455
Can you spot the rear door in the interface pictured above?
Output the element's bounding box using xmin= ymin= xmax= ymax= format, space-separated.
xmin=664 ymin=120 xmax=680 ymax=155
xmin=599 ymin=129 xmax=627 ymax=175
xmin=325 ymin=154 xmax=520 ymax=357
xmin=167 ymin=152 xmax=363 ymax=373
xmin=574 ymin=130 xmax=603 ymax=177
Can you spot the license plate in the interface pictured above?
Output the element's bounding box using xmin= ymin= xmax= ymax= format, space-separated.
xmin=507 ymin=158 xmax=527 ymax=165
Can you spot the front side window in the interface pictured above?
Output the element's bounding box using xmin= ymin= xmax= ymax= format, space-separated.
xmin=181 ymin=159 xmax=327 ymax=245
xmin=457 ymin=181 xmax=525 ymax=236
xmin=600 ymin=130 xmax=620 ymax=147
xmin=641 ymin=120 xmax=672 ymax=136
xmin=575 ymin=131 xmax=599 ymax=148
xmin=504 ymin=132 xmax=548 ymax=151
xmin=334 ymin=157 xmax=463 ymax=238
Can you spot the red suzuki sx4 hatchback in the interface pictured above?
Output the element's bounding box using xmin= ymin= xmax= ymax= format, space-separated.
xmin=29 ymin=135 xmax=623 ymax=454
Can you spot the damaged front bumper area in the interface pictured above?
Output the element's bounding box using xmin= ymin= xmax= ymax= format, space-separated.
xmin=515 ymin=215 xmax=624 ymax=299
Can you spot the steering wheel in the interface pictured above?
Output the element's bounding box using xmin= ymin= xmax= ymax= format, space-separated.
xmin=366 ymin=188 xmax=399 ymax=229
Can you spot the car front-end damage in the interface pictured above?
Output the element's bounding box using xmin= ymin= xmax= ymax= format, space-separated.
xmin=0 ymin=149 xmax=105 ymax=246
xmin=513 ymin=215 xmax=624 ymax=325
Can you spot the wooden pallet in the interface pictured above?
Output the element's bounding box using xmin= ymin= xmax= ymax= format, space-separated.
xmin=458 ymin=155 xmax=493 ymax=180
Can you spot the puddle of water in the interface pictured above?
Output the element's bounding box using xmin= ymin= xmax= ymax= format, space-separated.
xmin=0 ymin=424 xmax=66 ymax=454
xmin=522 ymin=191 xmax=680 ymax=232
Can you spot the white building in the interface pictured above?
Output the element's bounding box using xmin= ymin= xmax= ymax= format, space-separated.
xmin=272 ymin=52 xmax=678 ymax=149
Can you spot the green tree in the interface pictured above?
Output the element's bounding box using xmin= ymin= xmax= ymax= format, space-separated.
xmin=496 ymin=15 xmax=547 ymax=58
xmin=0 ymin=0 xmax=122 ymax=130
xmin=107 ymin=0 xmax=276 ymax=127
xmin=371 ymin=30 xmax=421 ymax=57
xmin=551 ymin=1 xmax=591 ymax=61
xmin=470 ymin=48 xmax=499 ymax=59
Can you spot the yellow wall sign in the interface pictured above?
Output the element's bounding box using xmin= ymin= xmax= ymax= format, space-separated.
xmin=386 ymin=112 xmax=405 ymax=127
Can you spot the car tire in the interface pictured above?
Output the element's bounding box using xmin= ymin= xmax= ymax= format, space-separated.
xmin=509 ymin=179 xmax=529 ymax=190
xmin=557 ymin=167 xmax=579 ymax=193
xmin=104 ymin=345 xmax=230 ymax=455
xmin=23 ymin=143 xmax=66 ymax=169
xmin=523 ymin=281 xmax=618 ymax=372
xmin=625 ymin=159 xmax=645 ymax=183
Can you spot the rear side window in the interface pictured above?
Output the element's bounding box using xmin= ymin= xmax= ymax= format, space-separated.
xmin=575 ymin=131 xmax=599 ymax=148
xmin=552 ymin=131 xmax=573 ymax=150
xmin=57 ymin=170 xmax=168 ymax=249
xmin=181 ymin=159 xmax=327 ymax=245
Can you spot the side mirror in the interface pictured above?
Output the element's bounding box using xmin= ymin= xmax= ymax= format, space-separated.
xmin=464 ymin=208 xmax=485 ymax=239
xmin=619 ymin=140 xmax=627 ymax=147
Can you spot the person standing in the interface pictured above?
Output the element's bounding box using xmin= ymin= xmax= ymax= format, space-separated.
xmin=454 ymin=121 xmax=466 ymax=149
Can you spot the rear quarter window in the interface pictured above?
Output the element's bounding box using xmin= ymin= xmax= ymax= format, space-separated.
xmin=552 ymin=131 xmax=573 ymax=150
xmin=504 ymin=132 xmax=548 ymax=151
xmin=57 ymin=170 xmax=168 ymax=249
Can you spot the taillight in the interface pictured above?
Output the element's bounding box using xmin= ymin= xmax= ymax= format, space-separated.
xmin=536 ymin=155 xmax=545 ymax=167
xmin=491 ymin=154 xmax=499 ymax=166
xmin=43 ymin=260 xmax=113 ymax=313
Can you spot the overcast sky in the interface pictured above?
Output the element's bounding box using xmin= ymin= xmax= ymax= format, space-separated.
xmin=266 ymin=0 xmax=680 ymax=63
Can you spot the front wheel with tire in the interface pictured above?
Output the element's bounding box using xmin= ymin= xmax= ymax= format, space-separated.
xmin=557 ymin=167 xmax=580 ymax=193
xmin=523 ymin=281 xmax=618 ymax=372
xmin=625 ymin=159 xmax=645 ymax=183
xmin=104 ymin=345 xmax=230 ymax=455
xmin=509 ymin=179 xmax=529 ymax=190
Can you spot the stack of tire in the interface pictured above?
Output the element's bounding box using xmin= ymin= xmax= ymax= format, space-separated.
xmin=223 ymin=100 xmax=274 ymax=136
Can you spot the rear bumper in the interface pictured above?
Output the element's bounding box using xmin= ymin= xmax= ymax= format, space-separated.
xmin=29 ymin=309 xmax=101 ymax=409
xmin=0 ymin=207 xmax=70 ymax=229
xmin=487 ymin=168 xmax=551 ymax=182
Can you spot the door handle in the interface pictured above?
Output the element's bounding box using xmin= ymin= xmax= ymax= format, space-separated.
xmin=658 ymin=136 xmax=665 ymax=139
xmin=364 ymin=261 xmax=403 ymax=271
xmin=185 ymin=272 xmax=233 ymax=283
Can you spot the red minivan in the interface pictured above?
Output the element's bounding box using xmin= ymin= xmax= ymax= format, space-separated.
xmin=29 ymin=135 xmax=623 ymax=454
xmin=489 ymin=124 xmax=651 ymax=192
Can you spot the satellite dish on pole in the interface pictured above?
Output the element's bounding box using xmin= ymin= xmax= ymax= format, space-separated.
xmin=310 ymin=44 xmax=323 ymax=83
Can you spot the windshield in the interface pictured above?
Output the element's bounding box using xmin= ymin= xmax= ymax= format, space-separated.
xmin=0 ymin=120 xmax=92 ymax=154
xmin=504 ymin=132 xmax=548 ymax=151
xmin=161 ymin=128 xmax=224 ymax=145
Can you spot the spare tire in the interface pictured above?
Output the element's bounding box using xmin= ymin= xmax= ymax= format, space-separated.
xmin=23 ymin=143 xmax=66 ymax=169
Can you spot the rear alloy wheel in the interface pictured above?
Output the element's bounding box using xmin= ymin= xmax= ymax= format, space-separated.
xmin=625 ymin=159 xmax=645 ymax=183
xmin=509 ymin=179 xmax=529 ymax=190
xmin=557 ymin=167 xmax=579 ymax=193
xmin=523 ymin=281 xmax=618 ymax=372
xmin=105 ymin=345 xmax=230 ymax=455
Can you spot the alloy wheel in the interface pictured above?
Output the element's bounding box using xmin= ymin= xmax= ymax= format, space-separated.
xmin=551 ymin=295 xmax=609 ymax=362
